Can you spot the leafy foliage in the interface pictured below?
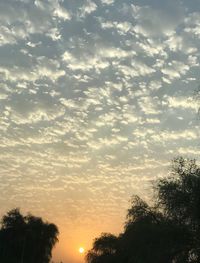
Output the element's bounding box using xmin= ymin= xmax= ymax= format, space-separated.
xmin=86 ymin=233 xmax=118 ymax=263
xmin=0 ymin=209 xmax=59 ymax=263
xmin=86 ymin=158 xmax=200 ymax=263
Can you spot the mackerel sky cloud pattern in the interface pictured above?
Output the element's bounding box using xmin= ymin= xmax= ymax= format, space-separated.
xmin=0 ymin=0 xmax=199 ymax=261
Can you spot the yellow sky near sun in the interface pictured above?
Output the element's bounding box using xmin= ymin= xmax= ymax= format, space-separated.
xmin=52 ymin=215 xmax=124 ymax=263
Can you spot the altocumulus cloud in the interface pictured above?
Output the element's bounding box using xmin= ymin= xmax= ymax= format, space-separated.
xmin=0 ymin=0 xmax=199 ymax=248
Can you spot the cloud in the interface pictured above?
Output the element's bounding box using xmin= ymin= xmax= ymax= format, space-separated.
xmin=79 ymin=0 xmax=97 ymax=18
xmin=138 ymin=96 xmax=160 ymax=115
xmin=0 ymin=1 xmax=200 ymax=262
xmin=101 ymin=0 xmax=115 ymax=5
xmin=151 ymin=129 xmax=198 ymax=142
xmin=167 ymin=96 xmax=199 ymax=111
xmin=35 ymin=0 xmax=71 ymax=20
xmin=62 ymin=50 xmax=110 ymax=71
xmin=184 ymin=12 xmax=200 ymax=38
xmin=0 ymin=0 xmax=71 ymax=47
xmin=53 ymin=5 xmax=71 ymax=21
xmin=137 ymin=39 xmax=166 ymax=57
xmin=131 ymin=2 xmax=184 ymax=37
xmin=10 ymin=106 xmax=65 ymax=125
xmin=161 ymin=61 xmax=189 ymax=80
xmin=101 ymin=20 xmax=132 ymax=35
xmin=178 ymin=147 xmax=200 ymax=156
xmin=117 ymin=62 xmax=155 ymax=79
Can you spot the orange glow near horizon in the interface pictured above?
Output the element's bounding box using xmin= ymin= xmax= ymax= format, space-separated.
xmin=52 ymin=216 xmax=123 ymax=263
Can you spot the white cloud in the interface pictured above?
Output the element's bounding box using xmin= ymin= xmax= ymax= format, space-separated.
xmin=117 ymin=61 xmax=155 ymax=79
xmin=137 ymin=39 xmax=167 ymax=57
xmin=35 ymin=0 xmax=71 ymax=21
xmin=53 ymin=5 xmax=71 ymax=21
xmin=178 ymin=147 xmax=200 ymax=155
xmin=138 ymin=96 xmax=161 ymax=115
xmin=101 ymin=21 xmax=132 ymax=34
xmin=98 ymin=47 xmax=131 ymax=59
xmin=184 ymin=12 xmax=200 ymax=38
xmin=161 ymin=61 xmax=189 ymax=80
xmin=0 ymin=57 xmax=65 ymax=82
xmin=165 ymin=34 xmax=183 ymax=52
xmin=46 ymin=27 xmax=61 ymax=41
xmin=79 ymin=0 xmax=97 ymax=18
xmin=188 ymin=55 xmax=199 ymax=67
xmin=62 ymin=50 xmax=109 ymax=71
xmin=167 ymin=96 xmax=199 ymax=111
xmin=101 ymin=0 xmax=115 ymax=5
xmin=0 ymin=0 xmax=71 ymax=47
xmin=10 ymin=107 xmax=65 ymax=125
xmin=151 ymin=129 xmax=198 ymax=142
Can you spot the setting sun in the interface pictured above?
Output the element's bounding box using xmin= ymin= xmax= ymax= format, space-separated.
xmin=79 ymin=247 xmax=85 ymax=254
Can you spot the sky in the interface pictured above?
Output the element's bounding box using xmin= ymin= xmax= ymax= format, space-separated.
xmin=0 ymin=0 xmax=200 ymax=262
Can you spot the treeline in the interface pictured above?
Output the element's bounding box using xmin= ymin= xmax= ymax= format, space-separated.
xmin=0 ymin=209 xmax=59 ymax=263
xmin=1 ymin=157 xmax=199 ymax=263
xmin=86 ymin=158 xmax=200 ymax=263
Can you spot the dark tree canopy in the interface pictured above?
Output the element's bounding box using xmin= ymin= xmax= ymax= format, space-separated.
xmin=157 ymin=157 xmax=200 ymax=262
xmin=86 ymin=158 xmax=200 ymax=263
xmin=86 ymin=233 xmax=118 ymax=263
xmin=0 ymin=208 xmax=59 ymax=263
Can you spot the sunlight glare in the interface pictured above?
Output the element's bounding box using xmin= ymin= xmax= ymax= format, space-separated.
xmin=79 ymin=247 xmax=85 ymax=254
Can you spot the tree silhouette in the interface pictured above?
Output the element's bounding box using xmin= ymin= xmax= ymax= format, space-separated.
xmin=86 ymin=233 xmax=118 ymax=263
xmin=157 ymin=157 xmax=200 ymax=262
xmin=86 ymin=158 xmax=200 ymax=263
xmin=0 ymin=208 xmax=59 ymax=263
xmin=120 ymin=196 xmax=189 ymax=263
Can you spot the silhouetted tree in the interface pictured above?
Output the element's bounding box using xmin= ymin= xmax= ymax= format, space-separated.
xmin=120 ymin=196 xmax=189 ymax=263
xmin=0 ymin=208 xmax=59 ymax=263
xmin=157 ymin=157 xmax=200 ymax=262
xmin=86 ymin=158 xmax=200 ymax=263
xmin=86 ymin=233 xmax=118 ymax=263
